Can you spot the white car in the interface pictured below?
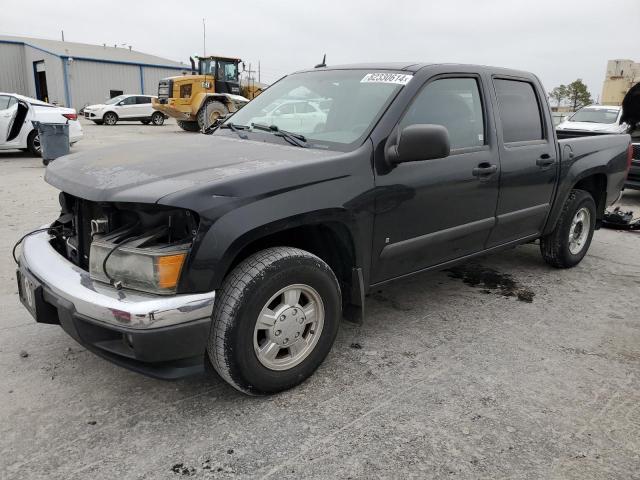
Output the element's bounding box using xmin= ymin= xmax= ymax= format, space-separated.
xmin=83 ymin=94 xmax=166 ymax=126
xmin=251 ymin=100 xmax=327 ymax=134
xmin=556 ymin=105 xmax=628 ymax=134
xmin=0 ymin=92 xmax=83 ymax=156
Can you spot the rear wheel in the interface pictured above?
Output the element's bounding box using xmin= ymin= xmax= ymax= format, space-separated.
xmin=207 ymin=247 xmax=341 ymax=395
xmin=151 ymin=112 xmax=165 ymax=126
xmin=27 ymin=130 xmax=41 ymax=156
xmin=177 ymin=120 xmax=200 ymax=132
xmin=197 ymin=100 xmax=228 ymax=130
xmin=103 ymin=112 xmax=118 ymax=126
xmin=540 ymin=189 xmax=596 ymax=268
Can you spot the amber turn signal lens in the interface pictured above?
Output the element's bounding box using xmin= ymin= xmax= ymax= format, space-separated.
xmin=157 ymin=253 xmax=187 ymax=289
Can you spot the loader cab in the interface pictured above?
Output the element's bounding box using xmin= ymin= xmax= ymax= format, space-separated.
xmin=197 ymin=56 xmax=242 ymax=96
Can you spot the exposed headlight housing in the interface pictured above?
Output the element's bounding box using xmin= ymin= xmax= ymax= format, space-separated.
xmin=89 ymin=240 xmax=189 ymax=295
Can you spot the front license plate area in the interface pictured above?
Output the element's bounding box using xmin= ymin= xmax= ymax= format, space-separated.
xmin=17 ymin=268 xmax=40 ymax=319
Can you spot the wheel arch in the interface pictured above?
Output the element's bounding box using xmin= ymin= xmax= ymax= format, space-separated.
xmin=543 ymin=170 xmax=609 ymax=235
xmin=102 ymin=110 xmax=118 ymax=121
xmin=197 ymin=214 xmax=362 ymax=312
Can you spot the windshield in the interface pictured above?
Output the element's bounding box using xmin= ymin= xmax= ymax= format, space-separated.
xmin=223 ymin=69 xmax=410 ymax=149
xmin=200 ymin=59 xmax=216 ymax=75
xmin=105 ymin=95 xmax=126 ymax=105
xmin=218 ymin=61 xmax=239 ymax=82
xmin=569 ymin=107 xmax=620 ymax=124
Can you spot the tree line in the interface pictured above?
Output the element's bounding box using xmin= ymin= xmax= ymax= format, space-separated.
xmin=548 ymin=79 xmax=593 ymax=111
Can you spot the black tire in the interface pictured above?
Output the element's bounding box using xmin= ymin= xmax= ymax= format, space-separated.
xmin=92 ymin=120 xmax=103 ymax=125
xmin=140 ymin=119 xmax=151 ymax=125
xmin=26 ymin=130 xmax=41 ymax=156
xmin=151 ymin=112 xmax=165 ymax=126
xmin=207 ymin=247 xmax=341 ymax=395
xmin=540 ymin=189 xmax=596 ymax=268
xmin=197 ymin=100 xmax=228 ymax=130
xmin=177 ymin=120 xmax=200 ymax=132
xmin=103 ymin=112 xmax=118 ymax=126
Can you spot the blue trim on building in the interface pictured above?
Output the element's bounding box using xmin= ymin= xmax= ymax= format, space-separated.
xmin=0 ymin=39 xmax=61 ymax=57
xmin=0 ymin=39 xmax=185 ymax=70
xmin=61 ymin=58 xmax=71 ymax=108
xmin=139 ymin=65 xmax=145 ymax=94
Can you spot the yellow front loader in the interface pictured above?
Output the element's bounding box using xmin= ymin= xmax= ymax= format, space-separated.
xmin=152 ymin=56 xmax=263 ymax=132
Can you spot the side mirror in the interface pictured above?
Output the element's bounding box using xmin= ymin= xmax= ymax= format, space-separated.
xmin=387 ymin=124 xmax=450 ymax=165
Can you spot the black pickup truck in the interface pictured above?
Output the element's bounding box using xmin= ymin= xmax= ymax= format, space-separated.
xmin=17 ymin=63 xmax=632 ymax=395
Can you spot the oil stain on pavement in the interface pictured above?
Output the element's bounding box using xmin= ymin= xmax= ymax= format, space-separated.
xmin=446 ymin=263 xmax=535 ymax=303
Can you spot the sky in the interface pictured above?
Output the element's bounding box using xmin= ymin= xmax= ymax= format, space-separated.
xmin=1 ymin=0 xmax=638 ymax=99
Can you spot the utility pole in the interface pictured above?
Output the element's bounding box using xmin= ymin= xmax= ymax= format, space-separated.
xmin=245 ymin=63 xmax=256 ymax=91
xmin=258 ymin=61 xmax=261 ymax=84
xmin=202 ymin=18 xmax=206 ymax=57
xmin=61 ymin=30 xmax=65 ymax=41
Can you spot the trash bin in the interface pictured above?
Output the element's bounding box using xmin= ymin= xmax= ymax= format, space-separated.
xmin=32 ymin=121 xmax=70 ymax=166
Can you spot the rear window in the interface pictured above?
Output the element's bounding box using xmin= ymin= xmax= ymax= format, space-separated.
xmin=494 ymin=79 xmax=544 ymax=143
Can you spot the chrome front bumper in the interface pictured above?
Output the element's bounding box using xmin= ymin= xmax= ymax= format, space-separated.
xmin=20 ymin=231 xmax=215 ymax=329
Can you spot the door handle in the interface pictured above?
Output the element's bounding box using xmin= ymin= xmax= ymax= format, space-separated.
xmin=536 ymin=154 xmax=555 ymax=167
xmin=472 ymin=163 xmax=498 ymax=176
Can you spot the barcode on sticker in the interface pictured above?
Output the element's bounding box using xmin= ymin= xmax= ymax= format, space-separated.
xmin=361 ymin=73 xmax=413 ymax=85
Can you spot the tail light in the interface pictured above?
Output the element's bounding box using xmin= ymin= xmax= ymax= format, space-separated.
xmin=62 ymin=113 xmax=78 ymax=121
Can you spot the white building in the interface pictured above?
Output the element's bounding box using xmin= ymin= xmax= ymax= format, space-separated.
xmin=0 ymin=35 xmax=189 ymax=110
xmin=601 ymin=59 xmax=640 ymax=106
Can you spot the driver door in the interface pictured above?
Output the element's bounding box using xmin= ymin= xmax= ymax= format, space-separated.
xmin=114 ymin=96 xmax=137 ymax=118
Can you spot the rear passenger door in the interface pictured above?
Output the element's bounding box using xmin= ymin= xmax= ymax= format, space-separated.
xmin=135 ymin=96 xmax=153 ymax=117
xmin=486 ymin=77 xmax=557 ymax=247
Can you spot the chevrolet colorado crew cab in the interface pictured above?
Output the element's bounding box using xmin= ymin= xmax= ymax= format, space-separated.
xmin=17 ymin=63 xmax=632 ymax=395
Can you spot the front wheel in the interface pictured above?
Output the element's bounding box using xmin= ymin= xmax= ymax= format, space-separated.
xmin=151 ymin=112 xmax=165 ymax=126
xmin=103 ymin=112 xmax=118 ymax=126
xmin=540 ymin=189 xmax=596 ymax=268
xmin=207 ymin=247 xmax=341 ymax=395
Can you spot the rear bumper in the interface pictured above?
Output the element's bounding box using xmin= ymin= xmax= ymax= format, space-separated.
xmin=18 ymin=231 xmax=215 ymax=379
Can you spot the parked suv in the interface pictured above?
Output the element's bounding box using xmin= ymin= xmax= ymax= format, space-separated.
xmin=83 ymin=95 xmax=167 ymax=126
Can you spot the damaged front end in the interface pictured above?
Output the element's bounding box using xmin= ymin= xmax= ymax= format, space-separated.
xmin=49 ymin=193 xmax=199 ymax=295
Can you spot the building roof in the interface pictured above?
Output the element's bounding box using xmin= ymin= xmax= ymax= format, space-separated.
xmin=0 ymin=34 xmax=186 ymax=69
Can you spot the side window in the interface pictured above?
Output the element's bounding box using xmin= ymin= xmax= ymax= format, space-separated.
xmin=400 ymin=77 xmax=485 ymax=150
xmin=276 ymin=103 xmax=295 ymax=115
xmin=136 ymin=96 xmax=151 ymax=104
xmin=494 ymin=79 xmax=543 ymax=143
xmin=295 ymin=102 xmax=314 ymax=114
xmin=120 ymin=96 xmax=136 ymax=106
xmin=0 ymin=95 xmax=10 ymax=110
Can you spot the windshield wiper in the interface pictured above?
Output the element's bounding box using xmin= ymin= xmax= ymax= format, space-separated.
xmin=217 ymin=122 xmax=249 ymax=139
xmin=251 ymin=123 xmax=308 ymax=148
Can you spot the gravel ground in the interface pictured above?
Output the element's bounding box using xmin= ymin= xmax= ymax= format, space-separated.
xmin=1 ymin=119 xmax=639 ymax=479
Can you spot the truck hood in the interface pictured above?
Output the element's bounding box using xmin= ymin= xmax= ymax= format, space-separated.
xmin=45 ymin=134 xmax=340 ymax=203
xmin=557 ymin=121 xmax=625 ymax=133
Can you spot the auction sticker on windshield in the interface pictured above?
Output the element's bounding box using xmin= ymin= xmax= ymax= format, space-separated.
xmin=361 ymin=73 xmax=413 ymax=85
